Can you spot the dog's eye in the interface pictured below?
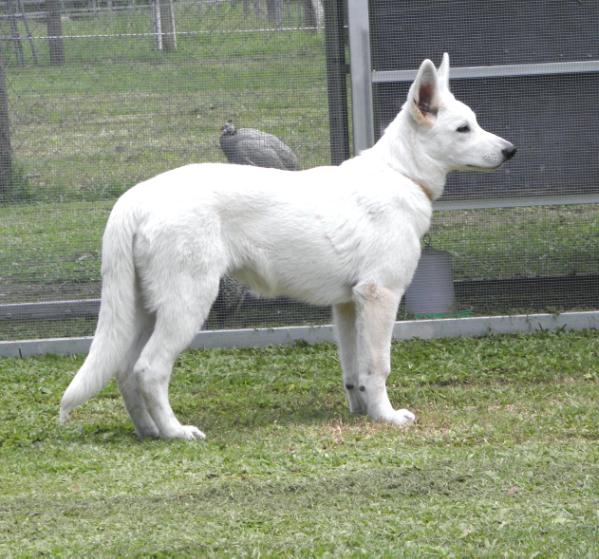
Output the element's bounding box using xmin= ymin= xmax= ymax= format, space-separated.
xmin=456 ymin=124 xmax=471 ymax=133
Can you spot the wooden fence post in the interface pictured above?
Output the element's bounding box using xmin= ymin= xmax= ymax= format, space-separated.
xmin=266 ymin=0 xmax=281 ymax=28
xmin=303 ymin=0 xmax=323 ymax=31
xmin=152 ymin=0 xmax=177 ymax=52
xmin=160 ymin=0 xmax=177 ymax=52
xmin=46 ymin=0 xmax=65 ymax=65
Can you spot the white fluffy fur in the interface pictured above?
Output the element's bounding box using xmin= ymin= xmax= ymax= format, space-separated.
xmin=60 ymin=54 xmax=515 ymax=440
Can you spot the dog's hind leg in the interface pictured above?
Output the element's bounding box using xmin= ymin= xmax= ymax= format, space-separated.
xmin=353 ymin=281 xmax=415 ymax=427
xmin=117 ymin=300 xmax=160 ymax=439
xmin=132 ymin=272 xmax=221 ymax=441
xmin=333 ymin=302 xmax=367 ymax=415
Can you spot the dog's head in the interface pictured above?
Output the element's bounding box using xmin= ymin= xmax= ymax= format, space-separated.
xmin=406 ymin=53 xmax=516 ymax=173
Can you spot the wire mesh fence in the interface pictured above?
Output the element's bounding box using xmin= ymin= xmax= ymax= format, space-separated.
xmin=363 ymin=0 xmax=599 ymax=325
xmin=1 ymin=0 xmax=598 ymax=345
xmin=1 ymin=0 xmax=332 ymax=341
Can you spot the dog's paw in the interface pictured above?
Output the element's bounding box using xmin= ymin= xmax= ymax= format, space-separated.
xmin=178 ymin=425 xmax=206 ymax=441
xmin=387 ymin=408 xmax=416 ymax=427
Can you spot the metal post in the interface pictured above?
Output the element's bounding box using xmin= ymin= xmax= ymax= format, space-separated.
xmin=152 ymin=0 xmax=163 ymax=51
xmin=323 ymin=0 xmax=350 ymax=165
xmin=347 ymin=0 xmax=374 ymax=154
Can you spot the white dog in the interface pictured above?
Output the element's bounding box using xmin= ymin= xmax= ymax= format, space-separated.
xmin=60 ymin=54 xmax=515 ymax=440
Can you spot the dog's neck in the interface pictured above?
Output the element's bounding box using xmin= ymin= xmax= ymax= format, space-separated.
xmin=409 ymin=177 xmax=435 ymax=202
xmin=361 ymin=110 xmax=447 ymax=201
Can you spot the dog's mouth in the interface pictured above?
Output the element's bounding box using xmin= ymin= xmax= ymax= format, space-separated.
xmin=463 ymin=163 xmax=503 ymax=173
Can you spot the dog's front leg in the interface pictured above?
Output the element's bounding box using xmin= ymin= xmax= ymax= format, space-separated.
xmin=353 ymin=281 xmax=415 ymax=427
xmin=333 ymin=302 xmax=367 ymax=415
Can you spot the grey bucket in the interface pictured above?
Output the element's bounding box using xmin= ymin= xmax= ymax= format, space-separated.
xmin=405 ymin=247 xmax=455 ymax=316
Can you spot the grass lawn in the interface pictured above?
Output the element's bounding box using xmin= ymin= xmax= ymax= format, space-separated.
xmin=1 ymin=330 xmax=598 ymax=556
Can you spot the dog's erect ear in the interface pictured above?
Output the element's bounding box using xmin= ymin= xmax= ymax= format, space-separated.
xmin=407 ymin=59 xmax=441 ymax=125
xmin=437 ymin=52 xmax=450 ymax=90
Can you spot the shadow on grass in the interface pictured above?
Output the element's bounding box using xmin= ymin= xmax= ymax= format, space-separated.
xmin=55 ymin=389 xmax=351 ymax=446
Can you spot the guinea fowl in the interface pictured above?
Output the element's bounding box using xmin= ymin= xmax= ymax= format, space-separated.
xmin=219 ymin=121 xmax=299 ymax=170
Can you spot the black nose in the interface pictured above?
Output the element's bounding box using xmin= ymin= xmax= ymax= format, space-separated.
xmin=502 ymin=145 xmax=517 ymax=160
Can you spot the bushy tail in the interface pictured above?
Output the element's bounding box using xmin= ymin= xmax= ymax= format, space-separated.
xmin=60 ymin=199 xmax=140 ymax=423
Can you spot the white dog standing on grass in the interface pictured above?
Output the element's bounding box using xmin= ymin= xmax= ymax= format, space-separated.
xmin=60 ymin=54 xmax=516 ymax=440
